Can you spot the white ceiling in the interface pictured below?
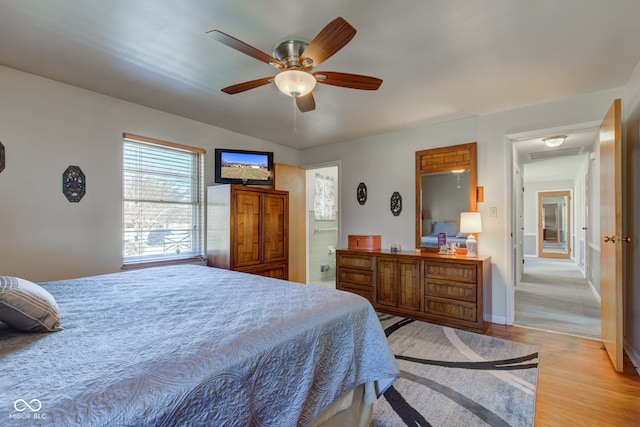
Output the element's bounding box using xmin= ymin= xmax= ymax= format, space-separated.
xmin=1 ymin=0 xmax=640 ymax=151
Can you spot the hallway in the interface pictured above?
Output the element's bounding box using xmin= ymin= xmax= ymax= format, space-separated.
xmin=514 ymin=258 xmax=601 ymax=340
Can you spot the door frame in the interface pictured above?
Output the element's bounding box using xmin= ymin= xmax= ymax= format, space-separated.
xmin=505 ymin=120 xmax=601 ymax=325
xmin=538 ymin=190 xmax=572 ymax=259
xmin=302 ymin=161 xmax=341 ymax=286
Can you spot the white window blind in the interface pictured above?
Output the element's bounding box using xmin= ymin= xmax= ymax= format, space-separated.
xmin=122 ymin=134 xmax=205 ymax=265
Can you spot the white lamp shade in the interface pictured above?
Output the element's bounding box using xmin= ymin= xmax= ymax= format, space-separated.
xmin=459 ymin=212 xmax=482 ymax=234
xmin=274 ymin=70 xmax=317 ymax=97
xmin=460 ymin=212 xmax=482 ymax=257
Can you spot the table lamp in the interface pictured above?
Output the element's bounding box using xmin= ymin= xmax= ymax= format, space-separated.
xmin=460 ymin=212 xmax=482 ymax=257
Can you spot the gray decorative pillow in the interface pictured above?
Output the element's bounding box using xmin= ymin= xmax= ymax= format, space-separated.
xmin=431 ymin=221 xmax=458 ymax=237
xmin=0 ymin=276 xmax=62 ymax=332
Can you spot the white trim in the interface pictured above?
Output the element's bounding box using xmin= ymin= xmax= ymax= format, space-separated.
xmin=507 ymin=121 xmax=601 ymax=141
xmin=505 ymin=134 xmax=516 ymax=325
xmin=588 ymin=280 xmax=601 ymax=303
xmin=491 ymin=314 xmax=507 ymax=325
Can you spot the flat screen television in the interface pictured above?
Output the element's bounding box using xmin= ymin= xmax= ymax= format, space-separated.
xmin=214 ymin=148 xmax=274 ymax=185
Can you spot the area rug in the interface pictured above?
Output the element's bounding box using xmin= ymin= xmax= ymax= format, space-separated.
xmin=371 ymin=314 xmax=539 ymax=427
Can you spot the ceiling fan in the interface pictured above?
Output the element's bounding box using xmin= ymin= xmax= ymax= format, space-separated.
xmin=207 ymin=17 xmax=382 ymax=113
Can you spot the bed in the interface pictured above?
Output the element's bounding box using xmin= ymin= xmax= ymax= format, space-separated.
xmin=421 ymin=220 xmax=468 ymax=248
xmin=0 ymin=265 xmax=398 ymax=426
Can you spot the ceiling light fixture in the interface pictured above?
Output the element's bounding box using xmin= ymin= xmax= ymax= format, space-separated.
xmin=542 ymin=135 xmax=567 ymax=148
xmin=274 ymin=70 xmax=317 ymax=97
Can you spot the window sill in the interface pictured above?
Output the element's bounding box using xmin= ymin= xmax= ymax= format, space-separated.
xmin=122 ymin=256 xmax=206 ymax=270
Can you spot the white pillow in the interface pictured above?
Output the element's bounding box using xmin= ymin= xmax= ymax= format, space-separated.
xmin=0 ymin=276 xmax=62 ymax=332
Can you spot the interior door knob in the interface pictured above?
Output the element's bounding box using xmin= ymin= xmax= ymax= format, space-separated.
xmin=603 ymin=235 xmax=616 ymax=243
xmin=622 ymin=237 xmax=632 ymax=243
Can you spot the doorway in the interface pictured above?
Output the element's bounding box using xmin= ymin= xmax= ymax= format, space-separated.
xmin=305 ymin=164 xmax=339 ymax=288
xmin=538 ymin=190 xmax=571 ymax=259
xmin=507 ymin=121 xmax=600 ymax=332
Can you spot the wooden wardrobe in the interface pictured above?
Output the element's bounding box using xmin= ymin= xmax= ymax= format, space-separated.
xmin=207 ymin=185 xmax=289 ymax=279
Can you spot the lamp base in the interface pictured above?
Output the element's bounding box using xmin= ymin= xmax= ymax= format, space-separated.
xmin=466 ymin=235 xmax=477 ymax=257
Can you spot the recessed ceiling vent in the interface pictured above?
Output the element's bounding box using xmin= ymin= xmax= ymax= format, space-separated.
xmin=528 ymin=146 xmax=584 ymax=160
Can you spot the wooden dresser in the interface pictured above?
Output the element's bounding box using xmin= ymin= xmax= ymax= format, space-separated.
xmin=207 ymin=185 xmax=289 ymax=279
xmin=337 ymin=249 xmax=491 ymax=332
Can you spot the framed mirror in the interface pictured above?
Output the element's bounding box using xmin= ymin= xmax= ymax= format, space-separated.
xmin=415 ymin=142 xmax=477 ymax=252
xmin=537 ymin=190 xmax=571 ymax=259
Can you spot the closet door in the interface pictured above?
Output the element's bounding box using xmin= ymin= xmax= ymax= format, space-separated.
xmin=263 ymin=193 xmax=288 ymax=264
xmin=233 ymin=189 xmax=261 ymax=268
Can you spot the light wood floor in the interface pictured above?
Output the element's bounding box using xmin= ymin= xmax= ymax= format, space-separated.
xmin=486 ymin=324 xmax=640 ymax=426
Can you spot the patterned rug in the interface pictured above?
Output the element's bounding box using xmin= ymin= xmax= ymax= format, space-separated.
xmin=371 ymin=314 xmax=539 ymax=427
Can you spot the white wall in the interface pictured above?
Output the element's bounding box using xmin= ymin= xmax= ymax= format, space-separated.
xmin=0 ymin=66 xmax=301 ymax=281
xmin=301 ymin=88 xmax=624 ymax=324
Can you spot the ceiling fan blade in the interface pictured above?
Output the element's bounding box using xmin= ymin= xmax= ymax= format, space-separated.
xmin=207 ymin=29 xmax=283 ymax=68
xmin=314 ymin=72 xmax=382 ymax=90
xmin=301 ymin=17 xmax=356 ymax=68
xmin=221 ymin=77 xmax=273 ymax=94
xmin=296 ymin=93 xmax=316 ymax=112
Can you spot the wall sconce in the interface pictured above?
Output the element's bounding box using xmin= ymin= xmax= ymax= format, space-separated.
xmin=459 ymin=212 xmax=482 ymax=257
xmin=543 ymin=135 xmax=567 ymax=148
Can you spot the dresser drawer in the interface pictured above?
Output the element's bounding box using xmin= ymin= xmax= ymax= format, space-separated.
xmin=236 ymin=263 xmax=288 ymax=280
xmin=337 ymin=252 xmax=375 ymax=270
xmin=426 ymin=278 xmax=476 ymax=302
xmin=424 ymin=297 xmax=477 ymax=323
xmin=424 ymin=262 xmax=477 ymax=284
xmin=338 ymin=267 xmax=374 ymax=288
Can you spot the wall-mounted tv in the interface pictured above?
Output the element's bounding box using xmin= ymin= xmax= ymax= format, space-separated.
xmin=214 ymin=148 xmax=274 ymax=186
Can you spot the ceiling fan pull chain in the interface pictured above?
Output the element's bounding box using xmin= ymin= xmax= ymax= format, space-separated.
xmin=292 ymin=96 xmax=298 ymax=135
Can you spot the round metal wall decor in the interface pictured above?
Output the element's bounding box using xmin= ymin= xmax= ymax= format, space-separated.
xmin=357 ymin=182 xmax=367 ymax=205
xmin=63 ymin=165 xmax=86 ymax=202
xmin=390 ymin=191 xmax=402 ymax=216
xmin=0 ymin=140 xmax=5 ymax=173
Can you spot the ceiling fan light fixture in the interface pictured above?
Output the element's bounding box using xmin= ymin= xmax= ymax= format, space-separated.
xmin=543 ymin=135 xmax=567 ymax=148
xmin=274 ymin=70 xmax=317 ymax=97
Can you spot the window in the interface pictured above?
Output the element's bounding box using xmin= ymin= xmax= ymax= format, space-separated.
xmin=122 ymin=134 xmax=205 ymax=266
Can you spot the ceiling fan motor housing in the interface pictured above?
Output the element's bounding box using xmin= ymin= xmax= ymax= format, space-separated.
xmin=272 ymin=39 xmax=310 ymax=69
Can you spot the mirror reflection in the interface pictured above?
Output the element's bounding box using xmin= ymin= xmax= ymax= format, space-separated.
xmin=415 ymin=142 xmax=477 ymax=252
xmin=420 ymin=170 xmax=470 ymax=248
xmin=538 ymin=191 xmax=571 ymax=258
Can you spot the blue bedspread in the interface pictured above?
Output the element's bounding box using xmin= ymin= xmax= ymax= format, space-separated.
xmin=0 ymin=265 xmax=398 ymax=426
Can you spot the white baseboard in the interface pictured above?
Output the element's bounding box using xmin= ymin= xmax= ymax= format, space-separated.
xmin=490 ymin=315 xmax=507 ymax=325
xmin=623 ymin=338 xmax=640 ymax=376
xmin=587 ymin=279 xmax=601 ymax=303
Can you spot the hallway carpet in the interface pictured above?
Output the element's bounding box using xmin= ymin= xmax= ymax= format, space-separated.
xmin=515 ymin=258 xmax=600 ymax=340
